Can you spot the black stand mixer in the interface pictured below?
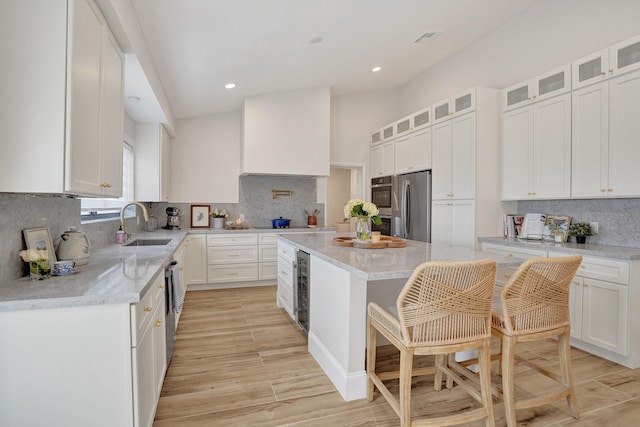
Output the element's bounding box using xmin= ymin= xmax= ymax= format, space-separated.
xmin=164 ymin=207 xmax=180 ymax=230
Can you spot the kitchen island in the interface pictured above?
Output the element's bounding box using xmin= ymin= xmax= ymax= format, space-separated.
xmin=277 ymin=232 xmax=519 ymax=401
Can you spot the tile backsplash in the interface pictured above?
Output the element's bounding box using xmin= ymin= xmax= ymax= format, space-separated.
xmin=0 ymin=176 xmax=323 ymax=284
xmin=3 ymin=189 xmax=638 ymax=284
xmin=517 ymin=198 xmax=640 ymax=246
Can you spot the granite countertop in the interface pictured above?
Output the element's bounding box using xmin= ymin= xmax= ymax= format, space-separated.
xmin=0 ymin=230 xmax=188 ymax=312
xmin=0 ymin=227 xmax=335 ymax=312
xmin=187 ymin=226 xmax=335 ymax=234
xmin=478 ymin=237 xmax=640 ymax=261
xmin=278 ymin=233 xmax=521 ymax=281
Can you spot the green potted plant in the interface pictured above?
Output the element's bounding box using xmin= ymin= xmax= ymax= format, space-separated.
xmin=567 ymin=222 xmax=594 ymax=244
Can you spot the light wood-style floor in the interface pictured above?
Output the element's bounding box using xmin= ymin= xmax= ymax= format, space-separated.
xmin=154 ymin=286 xmax=640 ymax=426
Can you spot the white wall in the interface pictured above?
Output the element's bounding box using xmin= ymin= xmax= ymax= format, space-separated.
xmin=329 ymin=89 xmax=400 ymax=173
xmin=399 ymin=0 xmax=640 ymax=114
xmin=327 ymin=168 xmax=352 ymax=226
xmin=170 ymin=112 xmax=241 ymax=203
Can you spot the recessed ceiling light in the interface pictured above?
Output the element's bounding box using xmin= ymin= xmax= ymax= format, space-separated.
xmin=310 ymin=36 xmax=323 ymax=45
xmin=127 ymin=96 xmax=141 ymax=103
xmin=371 ymin=66 xmax=382 ymax=73
xmin=225 ymin=83 xmax=236 ymax=89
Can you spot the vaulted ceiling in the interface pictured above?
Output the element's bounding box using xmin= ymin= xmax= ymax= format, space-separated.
xmin=119 ymin=0 xmax=542 ymax=121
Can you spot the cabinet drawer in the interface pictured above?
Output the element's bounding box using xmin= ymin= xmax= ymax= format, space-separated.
xmin=481 ymin=243 xmax=547 ymax=259
xmin=278 ymin=255 xmax=296 ymax=283
xmin=132 ymin=284 xmax=155 ymax=346
xmin=207 ymin=233 xmax=258 ymax=246
xmin=208 ymin=263 xmax=259 ymax=283
xmin=207 ymin=246 xmax=258 ymax=264
xmin=278 ymin=242 xmax=296 ymax=261
xmin=259 ymin=233 xmax=278 ymax=245
xmin=549 ymin=251 xmax=629 ymax=284
xmin=259 ymin=262 xmax=277 ymax=280
xmin=259 ymin=245 xmax=278 ymax=262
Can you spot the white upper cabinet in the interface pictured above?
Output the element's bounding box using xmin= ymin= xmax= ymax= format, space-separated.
xmin=502 ymin=93 xmax=571 ymax=200
xmin=432 ymin=89 xmax=476 ymax=124
xmin=572 ymin=35 xmax=640 ymax=90
xmin=395 ymin=106 xmax=431 ymax=138
xmin=370 ymin=129 xmax=382 ymax=145
xmin=503 ymin=64 xmax=571 ymax=111
xmin=0 ymin=0 xmax=124 ymax=196
xmin=432 ymin=112 xmax=476 ymax=200
xmin=371 ymin=140 xmax=395 ymax=178
xmin=573 ymin=69 xmax=640 ymax=198
xmin=135 ymin=123 xmax=171 ymax=202
xmin=381 ymin=123 xmax=395 ymax=142
xmin=394 ymin=127 xmax=431 ymax=175
xmin=393 ymin=106 xmax=432 ymax=174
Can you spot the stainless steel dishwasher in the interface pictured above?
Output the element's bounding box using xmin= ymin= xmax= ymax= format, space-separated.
xmin=164 ymin=260 xmax=179 ymax=364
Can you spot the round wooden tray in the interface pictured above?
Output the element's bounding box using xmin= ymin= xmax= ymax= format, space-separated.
xmin=332 ymin=236 xmax=407 ymax=249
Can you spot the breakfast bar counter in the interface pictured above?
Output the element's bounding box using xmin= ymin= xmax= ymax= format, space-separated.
xmin=277 ymin=233 xmax=519 ymax=401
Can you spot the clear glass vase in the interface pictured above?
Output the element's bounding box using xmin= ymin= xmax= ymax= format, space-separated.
xmin=30 ymin=260 xmax=51 ymax=280
xmin=355 ymin=216 xmax=372 ymax=242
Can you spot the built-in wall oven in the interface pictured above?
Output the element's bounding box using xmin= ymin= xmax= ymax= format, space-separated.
xmin=371 ymin=176 xmax=393 ymax=235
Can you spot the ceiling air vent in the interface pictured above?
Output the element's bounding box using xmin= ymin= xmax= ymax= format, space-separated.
xmin=413 ymin=32 xmax=440 ymax=43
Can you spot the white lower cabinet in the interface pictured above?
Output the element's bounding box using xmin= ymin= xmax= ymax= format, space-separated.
xmin=258 ymin=233 xmax=278 ymax=280
xmin=482 ymin=241 xmax=639 ymax=367
xmin=184 ymin=235 xmax=207 ymax=285
xmin=0 ymin=276 xmax=167 ymax=426
xmin=431 ymin=200 xmax=475 ymax=249
xmin=549 ymin=251 xmax=631 ymax=357
xmin=132 ymin=274 xmax=167 ymax=427
xmin=277 ymin=241 xmax=297 ymax=319
xmin=569 ymin=276 xmax=628 ymax=355
xmin=207 ymin=233 xmax=259 ymax=283
xmin=480 ymin=242 xmax=548 ymax=259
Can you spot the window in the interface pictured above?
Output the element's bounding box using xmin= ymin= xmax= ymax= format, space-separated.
xmin=81 ymin=142 xmax=134 ymax=221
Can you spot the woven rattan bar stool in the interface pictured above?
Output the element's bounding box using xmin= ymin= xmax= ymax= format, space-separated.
xmin=366 ymin=259 xmax=497 ymax=427
xmin=491 ymin=255 xmax=582 ymax=427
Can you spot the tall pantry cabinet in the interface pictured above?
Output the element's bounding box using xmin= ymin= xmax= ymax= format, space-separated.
xmin=430 ymin=88 xmax=503 ymax=249
xmin=0 ymin=0 xmax=124 ymax=196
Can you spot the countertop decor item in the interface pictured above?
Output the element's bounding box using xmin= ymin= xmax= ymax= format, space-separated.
xmin=19 ymin=248 xmax=51 ymax=280
xmin=210 ymin=209 xmax=228 ymax=229
xmin=23 ymin=227 xmax=57 ymax=264
xmin=190 ymin=204 xmax=210 ymax=228
xmin=332 ymin=236 xmax=407 ymax=249
xmin=56 ymin=227 xmax=91 ymax=265
xmin=567 ymin=222 xmax=594 ymax=244
xmin=343 ymin=198 xmax=382 ymax=242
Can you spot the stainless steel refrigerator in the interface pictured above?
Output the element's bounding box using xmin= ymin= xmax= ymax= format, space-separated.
xmin=392 ymin=170 xmax=431 ymax=242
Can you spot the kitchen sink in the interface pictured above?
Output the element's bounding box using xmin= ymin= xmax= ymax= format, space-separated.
xmin=124 ymin=238 xmax=172 ymax=246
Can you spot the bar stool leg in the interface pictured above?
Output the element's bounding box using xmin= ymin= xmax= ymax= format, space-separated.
xmin=559 ymin=326 xmax=579 ymax=419
xmin=501 ymin=335 xmax=517 ymax=427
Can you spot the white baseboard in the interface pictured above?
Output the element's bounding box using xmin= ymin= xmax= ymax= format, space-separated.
xmin=308 ymin=331 xmax=367 ymax=401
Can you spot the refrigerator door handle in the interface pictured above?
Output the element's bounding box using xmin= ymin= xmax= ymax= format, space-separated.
xmin=404 ymin=180 xmax=411 ymax=237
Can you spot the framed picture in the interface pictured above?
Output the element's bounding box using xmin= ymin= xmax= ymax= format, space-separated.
xmin=23 ymin=227 xmax=57 ymax=263
xmin=190 ymin=205 xmax=210 ymax=228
